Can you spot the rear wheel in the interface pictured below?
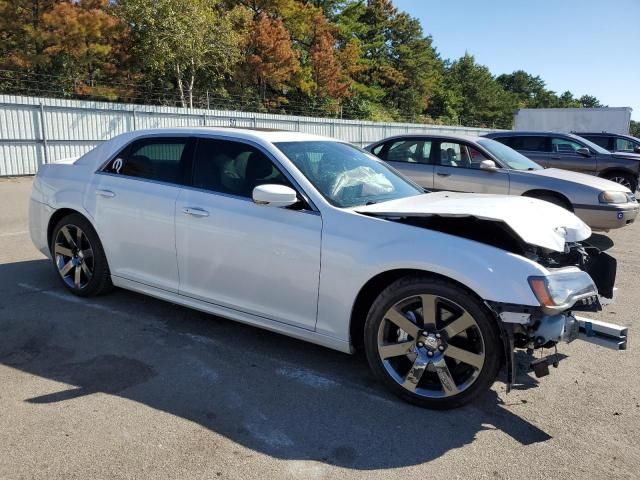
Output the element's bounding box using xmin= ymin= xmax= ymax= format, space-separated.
xmin=602 ymin=172 xmax=637 ymax=192
xmin=51 ymin=214 xmax=113 ymax=297
xmin=364 ymin=276 xmax=501 ymax=409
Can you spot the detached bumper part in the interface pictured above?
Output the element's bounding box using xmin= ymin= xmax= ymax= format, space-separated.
xmin=577 ymin=316 xmax=628 ymax=350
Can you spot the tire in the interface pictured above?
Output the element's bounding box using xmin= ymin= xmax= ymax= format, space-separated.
xmin=525 ymin=193 xmax=571 ymax=211
xmin=50 ymin=213 xmax=113 ymax=297
xmin=363 ymin=275 xmax=501 ymax=409
xmin=602 ymin=172 xmax=637 ymax=192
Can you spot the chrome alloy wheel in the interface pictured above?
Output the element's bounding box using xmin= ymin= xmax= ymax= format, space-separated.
xmin=54 ymin=225 xmax=94 ymax=289
xmin=377 ymin=294 xmax=485 ymax=398
xmin=609 ymin=176 xmax=633 ymax=190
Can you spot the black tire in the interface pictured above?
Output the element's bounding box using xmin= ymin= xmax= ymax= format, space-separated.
xmin=602 ymin=172 xmax=637 ymax=192
xmin=525 ymin=193 xmax=572 ymax=211
xmin=50 ymin=213 xmax=113 ymax=297
xmin=363 ymin=275 xmax=501 ymax=409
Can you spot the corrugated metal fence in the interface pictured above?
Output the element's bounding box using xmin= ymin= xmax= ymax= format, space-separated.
xmin=0 ymin=94 xmax=502 ymax=176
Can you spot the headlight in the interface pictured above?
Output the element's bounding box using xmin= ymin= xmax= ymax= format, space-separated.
xmin=599 ymin=191 xmax=628 ymax=204
xmin=528 ymin=268 xmax=597 ymax=312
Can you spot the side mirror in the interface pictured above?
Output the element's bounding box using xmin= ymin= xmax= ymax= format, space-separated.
xmin=634 ymin=146 xmax=640 ymax=154
xmin=252 ymin=184 xmax=299 ymax=208
xmin=576 ymin=147 xmax=591 ymax=157
xmin=479 ymin=159 xmax=498 ymax=171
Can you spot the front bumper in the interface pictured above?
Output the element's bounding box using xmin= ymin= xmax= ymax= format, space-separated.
xmin=574 ymin=202 xmax=639 ymax=231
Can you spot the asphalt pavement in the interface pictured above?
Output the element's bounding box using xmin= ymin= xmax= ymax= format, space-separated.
xmin=1 ymin=176 xmax=639 ymax=479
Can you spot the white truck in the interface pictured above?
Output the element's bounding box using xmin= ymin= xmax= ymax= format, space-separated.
xmin=514 ymin=107 xmax=632 ymax=134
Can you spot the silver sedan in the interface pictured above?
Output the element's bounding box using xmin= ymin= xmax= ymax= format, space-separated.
xmin=367 ymin=134 xmax=639 ymax=231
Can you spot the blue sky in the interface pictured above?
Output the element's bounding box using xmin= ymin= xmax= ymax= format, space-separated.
xmin=393 ymin=0 xmax=640 ymax=120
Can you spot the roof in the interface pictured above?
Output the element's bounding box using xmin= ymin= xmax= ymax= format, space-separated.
xmin=118 ymin=126 xmax=333 ymax=144
xmin=368 ymin=133 xmax=486 ymax=146
xmin=485 ymin=131 xmax=578 ymax=137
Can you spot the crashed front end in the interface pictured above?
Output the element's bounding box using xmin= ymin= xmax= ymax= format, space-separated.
xmin=354 ymin=193 xmax=627 ymax=390
xmin=487 ymin=239 xmax=624 ymax=388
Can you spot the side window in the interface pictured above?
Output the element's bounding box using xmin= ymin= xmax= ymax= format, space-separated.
xmin=615 ymin=137 xmax=636 ymax=152
xmin=551 ymin=137 xmax=585 ymax=154
xmin=103 ymin=137 xmax=188 ymax=184
xmin=384 ymin=139 xmax=432 ymax=163
xmin=439 ymin=142 xmax=489 ymax=169
xmin=371 ymin=143 xmax=384 ymax=156
xmin=192 ymin=139 xmax=292 ymax=198
xmin=510 ymin=136 xmax=550 ymax=152
xmin=584 ymin=136 xmax=612 ymax=150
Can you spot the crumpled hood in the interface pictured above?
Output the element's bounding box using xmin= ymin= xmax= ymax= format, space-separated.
xmin=525 ymin=168 xmax=632 ymax=192
xmin=354 ymin=192 xmax=591 ymax=252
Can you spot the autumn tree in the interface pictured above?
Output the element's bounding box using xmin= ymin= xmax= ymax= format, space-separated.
xmin=39 ymin=0 xmax=127 ymax=98
xmin=245 ymin=13 xmax=300 ymax=106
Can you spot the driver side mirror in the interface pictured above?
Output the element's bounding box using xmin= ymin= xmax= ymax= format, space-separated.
xmin=634 ymin=146 xmax=640 ymax=154
xmin=479 ymin=159 xmax=498 ymax=171
xmin=252 ymin=184 xmax=299 ymax=208
xmin=576 ymin=147 xmax=591 ymax=157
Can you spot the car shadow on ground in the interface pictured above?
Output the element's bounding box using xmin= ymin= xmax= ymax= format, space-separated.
xmin=0 ymin=259 xmax=551 ymax=470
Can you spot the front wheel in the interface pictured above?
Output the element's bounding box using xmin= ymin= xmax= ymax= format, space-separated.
xmin=364 ymin=276 xmax=502 ymax=409
xmin=50 ymin=213 xmax=113 ymax=297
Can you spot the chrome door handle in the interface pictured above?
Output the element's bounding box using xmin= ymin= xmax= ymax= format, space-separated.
xmin=182 ymin=207 xmax=209 ymax=217
xmin=95 ymin=189 xmax=115 ymax=198
xmin=436 ymin=172 xmax=451 ymax=177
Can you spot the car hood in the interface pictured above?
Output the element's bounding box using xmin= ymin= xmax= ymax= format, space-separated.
xmin=523 ymin=168 xmax=631 ymax=192
xmin=611 ymin=152 xmax=640 ymax=161
xmin=354 ymin=192 xmax=591 ymax=252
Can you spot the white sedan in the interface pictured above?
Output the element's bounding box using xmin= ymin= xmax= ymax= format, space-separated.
xmin=29 ymin=128 xmax=618 ymax=409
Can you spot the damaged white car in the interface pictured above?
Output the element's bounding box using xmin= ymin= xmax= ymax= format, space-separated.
xmin=29 ymin=128 xmax=623 ymax=409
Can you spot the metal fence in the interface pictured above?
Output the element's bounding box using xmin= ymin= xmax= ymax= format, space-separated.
xmin=0 ymin=94 xmax=503 ymax=176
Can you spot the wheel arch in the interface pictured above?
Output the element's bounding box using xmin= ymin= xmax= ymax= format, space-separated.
xmin=521 ymin=189 xmax=574 ymax=211
xmin=47 ymin=208 xmax=92 ymax=254
xmin=349 ymin=268 xmax=496 ymax=351
xmin=598 ymin=168 xmax=637 ymax=186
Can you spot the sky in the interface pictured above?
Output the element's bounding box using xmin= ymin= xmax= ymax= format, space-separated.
xmin=393 ymin=0 xmax=640 ymax=120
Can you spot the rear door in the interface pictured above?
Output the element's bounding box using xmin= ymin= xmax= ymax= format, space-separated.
xmin=377 ymin=138 xmax=434 ymax=188
xmin=501 ymin=135 xmax=552 ymax=167
xmin=433 ymin=140 xmax=509 ymax=194
xmin=549 ymin=136 xmax=597 ymax=174
xmin=89 ymin=136 xmax=193 ymax=292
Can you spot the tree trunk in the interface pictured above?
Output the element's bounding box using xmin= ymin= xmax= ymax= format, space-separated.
xmin=176 ymin=64 xmax=186 ymax=108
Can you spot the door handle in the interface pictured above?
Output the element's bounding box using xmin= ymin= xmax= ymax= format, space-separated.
xmin=551 ymin=156 xmax=561 ymax=159
xmin=436 ymin=172 xmax=451 ymax=177
xmin=182 ymin=207 xmax=209 ymax=217
xmin=95 ymin=189 xmax=115 ymax=198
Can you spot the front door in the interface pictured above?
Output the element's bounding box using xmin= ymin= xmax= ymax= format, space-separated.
xmin=547 ymin=137 xmax=597 ymax=174
xmin=433 ymin=141 xmax=509 ymax=194
xmin=88 ymin=136 xmax=192 ymax=292
xmin=175 ymin=138 xmax=322 ymax=330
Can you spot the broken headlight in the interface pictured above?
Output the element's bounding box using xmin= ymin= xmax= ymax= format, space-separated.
xmin=528 ymin=267 xmax=598 ymax=313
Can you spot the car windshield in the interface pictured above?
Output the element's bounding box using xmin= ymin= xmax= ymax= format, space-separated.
xmin=275 ymin=141 xmax=424 ymax=208
xmin=570 ymin=134 xmax=610 ymax=154
xmin=477 ymin=138 xmax=543 ymax=170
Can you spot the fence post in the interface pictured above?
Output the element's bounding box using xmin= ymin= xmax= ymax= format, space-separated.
xmin=360 ymin=121 xmax=364 ymax=147
xmin=297 ymin=119 xmax=301 ymax=132
xmin=131 ymin=109 xmax=137 ymax=131
xmin=39 ymin=102 xmax=49 ymax=165
xmin=202 ymin=112 xmax=207 ymax=126
xmin=253 ymin=116 xmax=258 ymax=128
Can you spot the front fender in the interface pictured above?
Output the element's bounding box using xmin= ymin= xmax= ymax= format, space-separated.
xmin=315 ymin=211 xmax=547 ymax=341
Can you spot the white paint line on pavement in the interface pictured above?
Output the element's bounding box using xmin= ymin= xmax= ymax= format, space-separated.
xmin=0 ymin=230 xmax=29 ymax=238
xmin=276 ymin=366 xmax=340 ymax=389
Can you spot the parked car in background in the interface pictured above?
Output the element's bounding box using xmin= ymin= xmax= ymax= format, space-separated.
xmin=366 ymin=134 xmax=638 ymax=231
xmin=30 ymin=127 xmax=619 ymax=409
xmin=484 ymin=131 xmax=640 ymax=191
xmin=575 ymin=132 xmax=640 ymax=155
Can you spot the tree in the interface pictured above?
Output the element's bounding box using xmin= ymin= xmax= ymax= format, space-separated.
xmin=118 ymin=0 xmax=245 ymax=108
xmin=245 ymin=13 xmax=300 ymax=105
xmin=40 ymin=0 xmax=127 ymax=98
xmin=579 ymin=94 xmax=603 ymax=108
xmin=309 ymin=13 xmax=350 ymax=105
xmin=629 ymin=120 xmax=640 ymax=138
